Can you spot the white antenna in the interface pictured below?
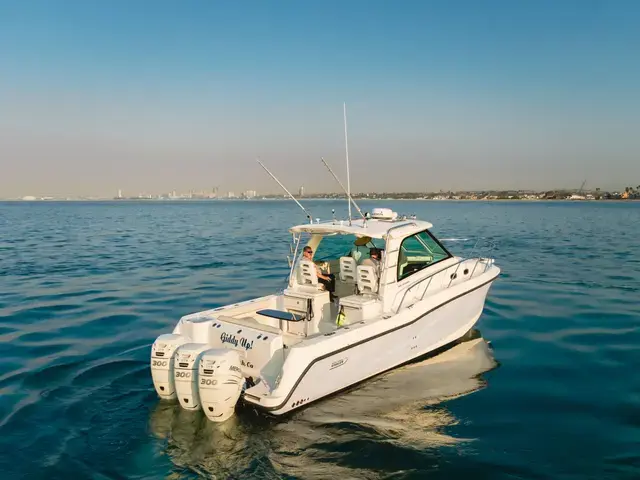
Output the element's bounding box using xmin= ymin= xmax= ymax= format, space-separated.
xmin=256 ymin=158 xmax=313 ymax=223
xmin=321 ymin=157 xmax=366 ymax=221
xmin=343 ymin=102 xmax=352 ymax=225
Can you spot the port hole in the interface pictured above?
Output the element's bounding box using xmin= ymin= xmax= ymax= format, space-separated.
xmin=184 ymin=398 xmax=189 ymax=404
xmin=159 ymin=386 xmax=165 ymax=391
xmin=208 ymin=407 xmax=213 ymax=412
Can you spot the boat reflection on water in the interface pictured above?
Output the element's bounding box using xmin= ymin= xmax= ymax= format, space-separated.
xmin=148 ymin=329 xmax=498 ymax=479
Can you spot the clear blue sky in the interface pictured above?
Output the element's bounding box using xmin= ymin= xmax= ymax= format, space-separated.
xmin=1 ymin=0 xmax=638 ymax=196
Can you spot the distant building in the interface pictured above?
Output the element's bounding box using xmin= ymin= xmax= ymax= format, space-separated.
xmin=299 ymin=186 xmax=304 ymax=198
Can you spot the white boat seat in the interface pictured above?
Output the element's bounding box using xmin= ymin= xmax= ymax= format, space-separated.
xmin=339 ymin=256 xmax=357 ymax=284
xmin=339 ymin=294 xmax=378 ymax=308
xmin=299 ymin=259 xmax=319 ymax=287
xmin=357 ymin=265 xmax=379 ymax=295
xmin=339 ymin=293 xmax=381 ymax=323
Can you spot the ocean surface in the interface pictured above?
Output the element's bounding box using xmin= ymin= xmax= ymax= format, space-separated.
xmin=1 ymin=199 xmax=639 ymax=479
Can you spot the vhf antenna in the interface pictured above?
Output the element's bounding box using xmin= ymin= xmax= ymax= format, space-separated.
xmin=256 ymin=158 xmax=313 ymax=223
xmin=321 ymin=157 xmax=366 ymax=221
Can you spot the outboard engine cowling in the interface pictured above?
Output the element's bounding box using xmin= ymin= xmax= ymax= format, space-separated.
xmin=198 ymin=349 xmax=244 ymax=422
xmin=173 ymin=343 xmax=210 ymax=410
xmin=151 ymin=334 xmax=189 ymax=399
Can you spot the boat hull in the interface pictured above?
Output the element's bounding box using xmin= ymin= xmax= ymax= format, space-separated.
xmin=245 ymin=269 xmax=499 ymax=415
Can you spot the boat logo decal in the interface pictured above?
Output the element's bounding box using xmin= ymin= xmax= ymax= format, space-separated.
xmin=330 ymin=358 xmax=348 ymax=370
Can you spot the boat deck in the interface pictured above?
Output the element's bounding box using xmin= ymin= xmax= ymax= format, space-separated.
xmin=182 ymin=291 xmax=377 ymax=348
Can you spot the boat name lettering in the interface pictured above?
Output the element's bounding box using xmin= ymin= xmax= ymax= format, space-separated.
xmin=241 ymin=360 xmax=254 ymax=369
xmin=220 ymin=332 xmax=254 ymax=351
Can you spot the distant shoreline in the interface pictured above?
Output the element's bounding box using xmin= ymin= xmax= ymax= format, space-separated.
xmin=2 ymin=198 xmax=638 ymax=203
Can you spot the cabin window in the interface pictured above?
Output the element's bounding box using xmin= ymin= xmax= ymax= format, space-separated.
xmin=397 ymin=230 xmax=451 ymax=281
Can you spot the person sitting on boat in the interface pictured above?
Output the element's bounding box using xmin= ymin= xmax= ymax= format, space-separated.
xmin=350 ymin=235 xmax=371 ymax=263
xmin=302 ymin=246 xmax=335 ymax=295
xmin=361 ymin=247 xmax=382 ymax=277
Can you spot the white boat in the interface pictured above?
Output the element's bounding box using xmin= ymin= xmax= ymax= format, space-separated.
xmin=150 ymin=206 xmax=500 ymax=421
xmin=150 ymin=104 xmax=500 ymax=422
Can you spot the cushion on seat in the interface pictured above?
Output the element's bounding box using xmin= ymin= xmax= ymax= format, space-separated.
xmin=257 ymin=309 xmax=306 ymax=322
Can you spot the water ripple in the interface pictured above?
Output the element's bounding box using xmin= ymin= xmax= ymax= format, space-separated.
xmin=0 ymin=200 xmax=639 ymax=479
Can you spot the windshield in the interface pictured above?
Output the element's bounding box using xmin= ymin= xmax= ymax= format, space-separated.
xmin=311 ymin=234 xmax=385 ymax=263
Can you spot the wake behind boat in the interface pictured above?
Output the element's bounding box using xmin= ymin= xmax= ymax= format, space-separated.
xmin=150 ymin=105 xmax=500 ymax=422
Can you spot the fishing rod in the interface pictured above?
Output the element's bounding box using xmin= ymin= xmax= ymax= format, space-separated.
xmin=320 ymin=156 xmax=366 ymax=221
xmin=256 ymin=158 xmax=313 ymax=223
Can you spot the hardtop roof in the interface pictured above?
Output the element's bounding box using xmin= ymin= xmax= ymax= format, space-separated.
xmin=289 ymin=217 xmax=433 ymax=239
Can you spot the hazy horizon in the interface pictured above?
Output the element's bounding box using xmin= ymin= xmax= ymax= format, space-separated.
xmin=1 ymin=1 xmax=639 ymax=197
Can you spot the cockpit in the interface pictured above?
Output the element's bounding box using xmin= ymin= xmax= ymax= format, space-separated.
xmin=284 ymin=232 xmax=388 ymax=333
xmin=292 ymin=233 xmax=385 ymax=298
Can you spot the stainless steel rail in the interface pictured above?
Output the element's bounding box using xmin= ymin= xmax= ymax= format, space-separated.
xmin=393 ymin=238 xmax=496 ymax=313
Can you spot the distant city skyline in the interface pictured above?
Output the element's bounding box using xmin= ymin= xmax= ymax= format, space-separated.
xmin=8 ymin=183 xmax=640 ymax=202
xmin=1 ymin=1 xmax=639 ymax=197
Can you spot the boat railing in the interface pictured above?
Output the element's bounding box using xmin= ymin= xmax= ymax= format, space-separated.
xmin=393 ymin=238 xmax=496 ymax=313
xmin=385 ymin=221 xmax=418 ymax=239
xmin=445 ymin=238 xmax=497 ymax=288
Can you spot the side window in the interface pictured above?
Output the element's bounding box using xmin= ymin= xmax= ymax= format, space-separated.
xmin=397 ymin=230 xmax=450 ymax=280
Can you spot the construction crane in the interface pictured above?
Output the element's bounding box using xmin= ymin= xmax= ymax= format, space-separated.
xmin=578 ymin=180 xmax=586 ymax=194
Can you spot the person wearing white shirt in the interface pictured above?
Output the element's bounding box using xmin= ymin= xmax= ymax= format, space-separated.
xmin=361 ymin=247 xmax=382 ymax=277
xmin=302 ymin=246 xmax=335 ymax=297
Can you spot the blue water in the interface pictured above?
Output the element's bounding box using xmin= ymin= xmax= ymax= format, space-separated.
xmin=1 ymin=200 xmax=639 ymax=479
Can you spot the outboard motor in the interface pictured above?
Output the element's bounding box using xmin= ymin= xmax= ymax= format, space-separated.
xmin=173 ymin=343 xmax=210 ymax=410
xmin=198 ymin=349 xmax=244 ymax=422
xmin=151 ymin=334 xmax=189 ymax=400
